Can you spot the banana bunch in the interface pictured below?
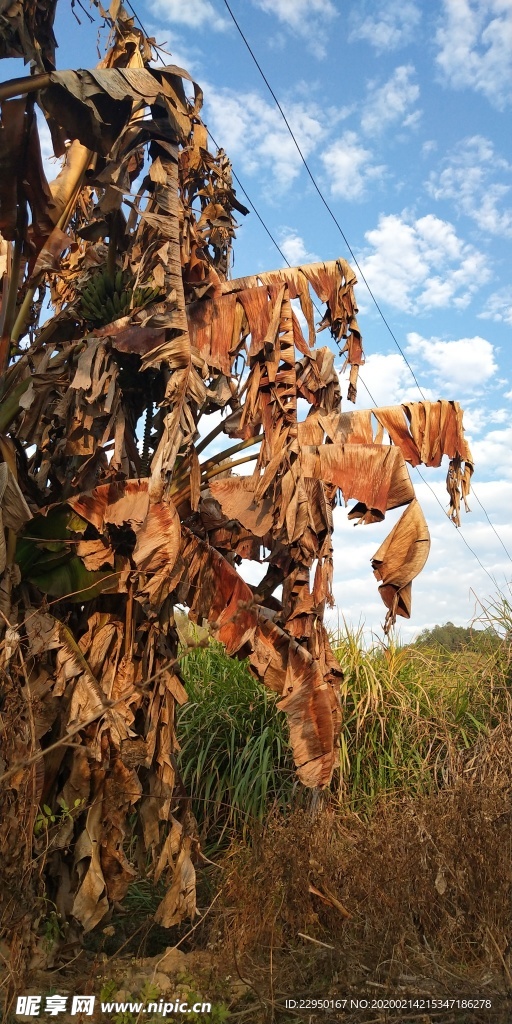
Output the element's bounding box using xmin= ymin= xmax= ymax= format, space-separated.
xmin=133 ymin=283 xmax=162 ymax=309
xmin=80 ymin=270 xmax=163 ymax=326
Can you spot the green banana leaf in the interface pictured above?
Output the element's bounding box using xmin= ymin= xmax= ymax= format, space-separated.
xmin=16 ymin=504 xmax=117 ymax=600
xmin=28 ymin=555 xmax=120 ymax=602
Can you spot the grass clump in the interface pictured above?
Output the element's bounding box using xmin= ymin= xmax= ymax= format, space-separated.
xmin=332 ymin=619 xmax=511 ymax=813
xmin=178 ymin=642 xmax=296 ymax=850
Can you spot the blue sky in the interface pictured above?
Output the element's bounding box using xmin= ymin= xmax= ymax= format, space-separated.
xmin=4 ymin=0 xmax=512 ymax=638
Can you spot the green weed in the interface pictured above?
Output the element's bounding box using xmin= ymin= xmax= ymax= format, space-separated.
xmin=178 ymin=642 xmax=296 ymax=849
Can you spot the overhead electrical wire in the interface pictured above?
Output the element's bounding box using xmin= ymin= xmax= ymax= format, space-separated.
xmin=122 ymin=0 xmax=507 ymax=583
xmin=471 ymin=490 xmax=512 ymax=563
xmin=207 ymin=131 xmax=293 ymax=267
xmin=124 ymin=0 xmax=153 ymax=38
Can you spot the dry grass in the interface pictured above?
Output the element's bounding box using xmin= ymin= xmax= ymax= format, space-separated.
xmin=332 ymin=623 xmax=512 ymax=812
xmin=210 ymin=720 xmax=512 ymax=1021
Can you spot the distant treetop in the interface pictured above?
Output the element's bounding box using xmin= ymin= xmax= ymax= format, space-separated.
xmin=413 ymin=622 xmax=498 ymax=652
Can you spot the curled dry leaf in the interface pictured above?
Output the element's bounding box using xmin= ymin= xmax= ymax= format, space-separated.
xmin=68 ymin=479 xmax=181 ymax=606
xmin=371 ymin=498 xmax=430 ymax=631
xmin=0 ymin=0 xmax=58 ymax=69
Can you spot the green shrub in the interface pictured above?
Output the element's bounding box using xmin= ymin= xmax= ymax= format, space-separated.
xmin=412 ymin=620 xmax=500 ymax=652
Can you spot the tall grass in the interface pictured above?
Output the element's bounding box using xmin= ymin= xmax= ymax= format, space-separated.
xmin=177 ymin=596 xmax=512 ymax=837
xmin=333 ymin=620 xmax=510 ymax=811
xmin=178 ymin=642 xmax=296 ymax=850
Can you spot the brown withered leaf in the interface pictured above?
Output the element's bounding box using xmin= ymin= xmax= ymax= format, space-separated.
xmin=39 ymin=65 xmax=201 ymax=156
xmin=97 ymin=319 xmax=166 ymax=356
xmin=72 ymin=793 xmax=109 ymax=932
xmin=68 ymin=480 xmax=181 ymax=605
xmin=24 ymin=608 xmax=61 ymax=658
xmin=0 ymin=99 xmax=54 ymax=249
xmin=100 ymin=759 xmax=140 ymax=902
xmin=153 ymin=817 xmax=198 ymax=927
xmin=68 ymin=479 xmax=150 ymax=531
xmin=342 ymin=400 xmax=474 ymax=526
xmin=76 ymin=538 xmax=115 ymax=571
xmin=209 ymin=477 xmax=273 ymax=537
xmin=371 ymin=498 xmax=430 ymax=631
xmin=0 ymin=461 xmax=32 ymax=573
xmin=0 ymin=0 xmax=58 ymax=69
xmin=186 ymin=259 xmax=364 ymax=404
xmin=301 ymin=443 xmax=414 ymax=521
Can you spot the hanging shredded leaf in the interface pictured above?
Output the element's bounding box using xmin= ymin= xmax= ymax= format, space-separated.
xmin=0 ymin=0 xmax=58 ymax=69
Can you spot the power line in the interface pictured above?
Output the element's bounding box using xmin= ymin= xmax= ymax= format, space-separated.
xmin=207 ymin=130 xmax=293 ymax=268
xmin=220 ymin=0 xmax=426 ymax=399
xmin=471 ymin=489 xmax=512 ymax=563
xmin=415 ymin=469 xmax=499 ymax=589
xmin=124 ymin=0 xmax=154 ymax=43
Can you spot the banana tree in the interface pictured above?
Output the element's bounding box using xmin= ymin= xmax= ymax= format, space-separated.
xmin=0 ymin=0 xmax=473 ymax=981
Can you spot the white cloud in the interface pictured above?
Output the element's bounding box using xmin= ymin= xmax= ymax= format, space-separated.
xmin=279 ymin=231 xmax=318 ymax=266
xmin=427 ymin=136 xmax=512 ymax=237
xmin=472 ymin=426 xmax=512 ymax=479
xmin=407 ymin=478 xmax=512 ymax=617
xmin=479 ymin=287 xmax=512 ymax=325
xmin=148 ymin=0 xmax=229 ymax=31
xmin=402 ymin=110 xmax=422 ymax=130
xmin=204 ymin=87 xmax=325 ymax=190
xmin=435 ymin=0 xmax=512 ymax=109
xmin=254 ymin=0 xmax=337 ymax=57
xmin=321 ymin=131 xmax=386 ymax=201
xmin=361 ymin=213 xmax=491 ymax=313
xmin=349 ymin=0 xmax=421 ymax=54
xmin=339 ymin=352 xmax=431 ymax=410
xmin=462 ymin=407 xmax=488 ymax=436
xmin=361 ymin=65 xmax=420 ymax=136
xmin=489 ymin=408 xmax=509 ymax=424
xmin=405 ymin=332 xmax=498 ymax=393
xmin=422 ymin=140 xmax=438 ymax=157
xmin=444 ymin=404 xmax=509 ymax=441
